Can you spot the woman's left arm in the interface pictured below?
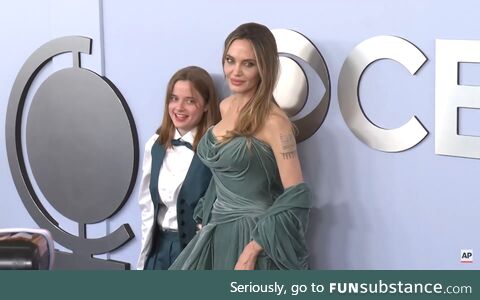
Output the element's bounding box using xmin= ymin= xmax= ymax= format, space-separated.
xmin=234 ymin=114 xmax=306 ymax=270
xmin=264 ymin=114 xmax=304 ymax=188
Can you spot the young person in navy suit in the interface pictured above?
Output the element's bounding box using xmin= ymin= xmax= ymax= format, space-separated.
xmin=137 ymin=66 xmax=220 ymax=269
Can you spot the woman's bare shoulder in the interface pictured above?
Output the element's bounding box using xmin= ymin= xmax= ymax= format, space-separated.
xmin=257 ymin=107 xmax=293 ymax=146
xmin=265 ymin=107 xmax=292 ymax=133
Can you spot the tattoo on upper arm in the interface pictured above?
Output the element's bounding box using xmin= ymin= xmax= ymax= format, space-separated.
xmin=280 ymin=133 xmax=297 ymax=159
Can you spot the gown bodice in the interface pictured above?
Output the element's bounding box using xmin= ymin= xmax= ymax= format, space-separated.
xmin=196 ymin=127 xmax=284 ymax=222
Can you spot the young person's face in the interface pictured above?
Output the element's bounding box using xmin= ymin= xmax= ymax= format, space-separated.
xmin=168 ymin=80 xmax=206 ymax=135
xmin=223 ymin=39 xmax=260 ymax=97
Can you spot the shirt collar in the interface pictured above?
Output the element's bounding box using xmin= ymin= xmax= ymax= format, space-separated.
xmin=174 ymin=128 xmax=196 ymax=144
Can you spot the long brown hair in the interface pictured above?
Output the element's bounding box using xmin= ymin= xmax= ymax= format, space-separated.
xmin=221 ymin=22 xmax=280 ymax=141
xmin=156 ymin=66 xmax=220 ymax=150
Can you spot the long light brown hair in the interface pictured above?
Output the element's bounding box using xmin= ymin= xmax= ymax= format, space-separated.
xmin=221 ymin=22 xmax=280 ymax=142
xmin=156 ymin=66 xmax=220 ymax=150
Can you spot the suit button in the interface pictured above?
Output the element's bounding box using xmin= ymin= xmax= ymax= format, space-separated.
xmin=180 ymin=199 xmax=186 ymax=204
xmin=180 ymin=209 xmax=185 ymax=214
xmin=181 ymin=233 xmax=186 ymax=238
xmin=181 ymin=221 xmax=185 ymax=226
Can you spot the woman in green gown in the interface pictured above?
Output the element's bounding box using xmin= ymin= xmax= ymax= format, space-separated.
xmin=170 ymin=22 xmax=311 ymax=270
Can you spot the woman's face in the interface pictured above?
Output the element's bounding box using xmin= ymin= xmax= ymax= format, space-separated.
xmin=168 ymin=80 xmax=206 ymax=136
xmin=223 ymin=39 xmax=260 ymax=97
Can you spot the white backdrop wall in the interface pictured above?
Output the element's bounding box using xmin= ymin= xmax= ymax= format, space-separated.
xmin=1 ymin=0 xmax=479 ymax=269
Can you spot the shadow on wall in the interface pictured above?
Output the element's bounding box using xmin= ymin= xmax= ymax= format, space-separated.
xmin=304 ymin=127 xmax=373 ymax=270
xmin=211 ymin=73 xmax=230 ymax=101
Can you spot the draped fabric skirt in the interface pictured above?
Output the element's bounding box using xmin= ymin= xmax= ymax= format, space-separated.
xmin=169 ymin=198 xmax=277 ymax=270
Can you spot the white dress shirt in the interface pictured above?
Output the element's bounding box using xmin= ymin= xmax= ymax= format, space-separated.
xmin=157 ymin=129 xmax=195 ymax=230
xmin=137 ymin=128 xmax=196 ymax=269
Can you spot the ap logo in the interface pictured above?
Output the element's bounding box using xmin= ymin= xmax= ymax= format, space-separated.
xmin=460 ymin=249 xmax=473 ymax=263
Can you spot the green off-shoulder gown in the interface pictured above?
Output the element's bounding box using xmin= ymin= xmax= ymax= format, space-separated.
xmin=169 ymin=127 xmax=311 ymax=270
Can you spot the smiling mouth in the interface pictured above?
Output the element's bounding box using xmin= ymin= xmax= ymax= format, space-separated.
xmin=174 ymin=113 xmax=188 ymax=120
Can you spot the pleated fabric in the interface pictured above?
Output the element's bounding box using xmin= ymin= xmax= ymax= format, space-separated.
xmin=169 ymin=128 xmax=311 ymax=270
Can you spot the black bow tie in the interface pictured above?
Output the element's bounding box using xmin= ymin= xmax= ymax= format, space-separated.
xmin=171 ymin=138 xmax=193 ymax=150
